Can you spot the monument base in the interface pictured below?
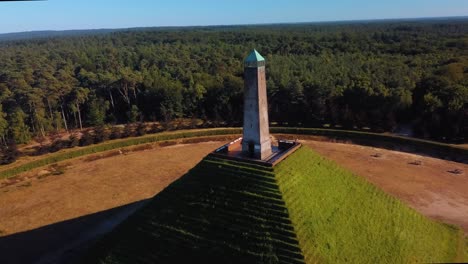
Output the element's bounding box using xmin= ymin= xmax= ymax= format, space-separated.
xmin=211 ymin=138 xmax=301 ymax=167
xmin=241 ymin=139 xmax=272 ymax=160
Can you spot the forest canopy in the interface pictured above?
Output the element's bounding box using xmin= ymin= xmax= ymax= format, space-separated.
xmin=0 ymin=19 xmax=466 ymax=145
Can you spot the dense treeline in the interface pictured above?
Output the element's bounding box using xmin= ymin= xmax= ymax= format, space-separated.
xmin=0 ymin=20 xmax=466 ymax=149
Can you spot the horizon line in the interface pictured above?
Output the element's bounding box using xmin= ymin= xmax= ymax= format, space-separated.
xmin=1 ymin=15 xmax=467 ymax=35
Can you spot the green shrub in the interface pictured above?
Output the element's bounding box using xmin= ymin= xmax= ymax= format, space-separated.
xmin=136 ymin=123 xmax=147 ymax=136
xmin=109 ymin=126 xmax=123 ymax=140
xmin=79 ymin=131 xmax=95 ymax=146
xmin=0 ymin=143 xmax=19 ymax=165
xmin=69 ymin=133 xmax=80 ymax=148
xmin=94 ymin=126 xmax=110 ymax=144
xmin=122 ymin=124 xmax=134 ymax=138
xmin=50 ymin=139 xmax=71 ymax=153
xmin=149 ymin=123 xmax=163 ymax=134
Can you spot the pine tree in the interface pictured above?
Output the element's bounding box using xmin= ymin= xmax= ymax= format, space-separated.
xmin=87 ymin=96 xmax=109 ymax=126
xmin=9 ymin=108 xmax=31 ymax=144
xmin=127 ymin=105 xmax=140 ymax=123
xmin=0 ymin=105 xmax=8 ymax=145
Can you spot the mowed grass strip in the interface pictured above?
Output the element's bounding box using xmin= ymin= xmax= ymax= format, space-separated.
xmin=275 ymin=146 xmax=466 ymax=263
xmin=82 ymin=157 xmax=305 ymax=264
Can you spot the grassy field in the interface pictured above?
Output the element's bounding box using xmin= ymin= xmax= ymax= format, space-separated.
xmin=82 ymin=146 xmax=465 ymax=263
xmin=275 ymin=147 xmax=466 ymax=263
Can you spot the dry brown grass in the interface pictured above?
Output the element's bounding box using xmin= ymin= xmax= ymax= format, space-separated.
xmin=0 ymin=141 xmax=225 ymax=237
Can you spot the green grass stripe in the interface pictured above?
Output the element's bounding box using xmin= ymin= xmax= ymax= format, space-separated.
xmin=275 ymin=146 xmax=466 ymax=263
xmin=0 ymin=128 xmax=241 ymax=179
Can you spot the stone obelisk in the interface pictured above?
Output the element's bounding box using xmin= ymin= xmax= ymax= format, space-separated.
xmin=242 ymin=50 xmax=272 ymax=160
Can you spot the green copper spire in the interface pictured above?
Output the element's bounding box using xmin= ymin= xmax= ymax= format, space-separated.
xmin=244 ymin=49 xmax=266 ymax=67
xmin=245 ymin=49 xmax=265 ymax=62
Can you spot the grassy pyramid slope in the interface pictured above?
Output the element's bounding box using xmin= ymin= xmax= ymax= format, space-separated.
xmin=275 ymin=147 xmax=465 ymax=263
xmin=83 ymin=146 xmax=466 ymax=263
xmin=83 ymin=156 xmax=305 ymax=263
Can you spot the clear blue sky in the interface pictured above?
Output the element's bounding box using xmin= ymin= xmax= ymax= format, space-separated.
xmin=0 ymin=0 xmax=467 ymax=33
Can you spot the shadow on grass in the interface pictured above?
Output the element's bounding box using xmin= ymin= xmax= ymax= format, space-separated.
xmin=0 ymin=199 xmax=150 ymax=264
xmin=79 ymin=159 xmax=305 ymax=264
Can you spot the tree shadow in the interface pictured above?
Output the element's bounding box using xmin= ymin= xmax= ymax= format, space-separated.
xmin=0 ymin=199 xmax=150 ymax=264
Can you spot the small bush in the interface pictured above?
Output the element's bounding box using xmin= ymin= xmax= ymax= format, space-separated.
xmin=122 ymin=124 xmax=135 ymax=138
xmin=136 ymin=123 xmax=147 ymax=136
xmin=94 ymin=126 xmax=110 ymax=144
xmin=161 ymin=120 xmax=176 ymax=131
xmin=69 ymin=133 xmax=80 ymax=148
xmin=33 ymin=145 xmax=50 ymax=156
xmin=110 ymin=126 xmax=123 ymax=140
xmin=80 ymin=131 xmax=95 ymax=146
xmin=50 ymin=139 xmax=71 ymax=153
xmin=149 ymin=123 xmax=163 ymax=134
xmin=189 ymin=117 xmax=199 ymax=129
xmin=0 ymin=143 xmax=20 ymax=165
